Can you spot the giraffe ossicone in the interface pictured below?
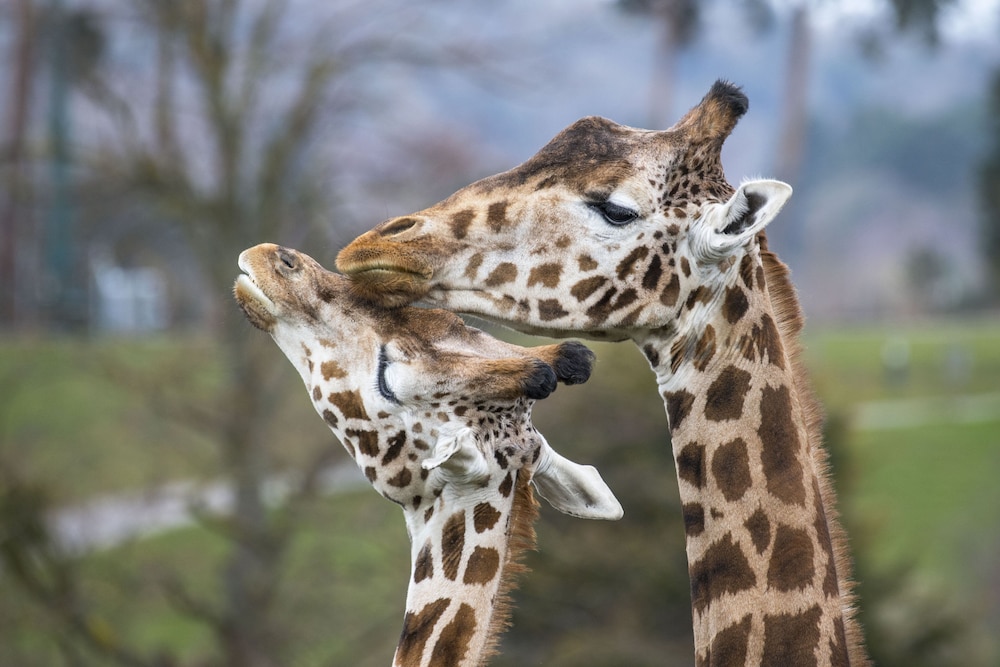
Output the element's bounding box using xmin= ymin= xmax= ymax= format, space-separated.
xmin=234 ymin=243 xmax=622 ymax=667
xmin=337 ymin=80 xmax=869 ymax=666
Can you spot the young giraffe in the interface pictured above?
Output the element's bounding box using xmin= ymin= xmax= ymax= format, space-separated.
xmin=234 ymin=243 xmax=622 ymax=667
xmin=336 ymin=81 xmax=869 ymax=666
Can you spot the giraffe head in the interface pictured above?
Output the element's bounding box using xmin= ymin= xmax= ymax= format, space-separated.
xmin=234 ymin=243 xmax=622 ymax=519
xmin=337 ymin=80 xmax=791 ymax=341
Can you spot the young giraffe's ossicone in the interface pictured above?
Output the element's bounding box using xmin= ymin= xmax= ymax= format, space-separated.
xmin=234 ymin=243 xmax=622 ymax=667
xmin=337 ymin=81 xmax=869 ymax=666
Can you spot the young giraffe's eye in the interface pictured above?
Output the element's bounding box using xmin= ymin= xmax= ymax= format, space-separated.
xmin=377 ymin=345 xmax=401 ymax=405
xmin=591 ymin=201 xmax=639 ymax=226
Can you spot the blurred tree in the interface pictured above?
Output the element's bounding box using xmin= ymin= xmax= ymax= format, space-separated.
xmin=980 ymin=68 xmax=1000 ymax=304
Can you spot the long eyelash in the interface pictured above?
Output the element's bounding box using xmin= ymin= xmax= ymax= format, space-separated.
xmin=377 ymin=345 xmax=401 ymax=404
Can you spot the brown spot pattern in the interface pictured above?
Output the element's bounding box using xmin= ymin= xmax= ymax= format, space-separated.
xmin=449 ymin=209 xmax=475 ymax=239
xmin=704 ymin=365 xmax=752 ymax=422
xmin=758 ymin=384 xmax=807 ymax=505
xmin=397 ymin=598 xmax=451 ymax=667
xmin=485 ymin=262 xmax=517 ymax=286
xmin=744 ymin=508 xmax=771 ymax=555
xmin=473 ymin=502 xmax=501 ymax=533
xmin=642 ymin=253 xmax=663 ymax=290
xmin=767 ymin=524 xmax=815 ymax=592
xmin=693 ymin=325 xmax=717 ymax=371
xmin=463 ymin=546 xmax=501 ymax=584
xmin=441 ymin=511 xmax=466 ymax=581
xmin=830 ymin=617 xmax=850 ymax=667
xmin=328 ymin=390 xmax=369 ymax=420
xmin=664 ymin=390 xmax=696 ymax=429
xmin=486 ymin=201 xmax=509 ymax=232
xmin=690 ymin=533 xmax=757 ymax=614
xmin=761 ymin=605 xmax=822 ymax=667
xmin=616 ymin=246 xmax=649 ymax=279
xmin=320 ymin=360 xmax=347 ymax=380
xmin=676 ymin=442 xmax=706 ymax=489
xmin=712 ymin=437 xmax=752 ymax=502
xmin=464 ymin=253 xmax=483 ymax=280
xmin=570 ymin=276 xmax=606 ymax=302
xmin=414 ymin=542 xmax=434 ymax=583
xmin=722 ymin=285 xmax=749 ymax=324
xmin=577 ymin=254 xmax=599 ymax=271
xmin=700 ymin=614 xmax=752 ymax=667
xmin=498 ymin=472 xmax=513 ymax=497
xmin=660 ymin=274 xmax=680 ymax=306
xmin=347 ymin=429 xmax=380 ymax=458
xmin=538 ymin=299 xmax=569 ymax=321
xmin=813 ymin=479 xmax=841 ymax=598
xmin=387 ymin=467 xmax=413 ymax=488
xmin=683 ymin=502 xmax=705 ymax=536
xmin=321 ymin=409 xmax=338 ymax=429
xmin=527 ymin=263 xmax=562 ymax=288
xmin=312 ymin=386 xmax=322 ymax=401
xmin=429 ymin=603 xmax=477 ymax=665
xmin=382 ymin=430 xmax=406 ymax=465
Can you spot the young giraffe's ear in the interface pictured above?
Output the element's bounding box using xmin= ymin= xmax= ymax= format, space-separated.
xmin=532 ymin=439 xmax=623 ymax=520
xmin=422 ymin=425 xmax=490 ymax=480
xmin=692 ymin=179 xmax=792 ymax=263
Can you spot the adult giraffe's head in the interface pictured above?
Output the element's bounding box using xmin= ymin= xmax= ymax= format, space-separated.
xmin=337 ymin=80 xmax=791 ymax=341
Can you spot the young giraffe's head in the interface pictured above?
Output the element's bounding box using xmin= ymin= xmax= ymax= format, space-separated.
xmin=337 ymin=80 xmax=791 ymax=343
xmin=234 ymin=243 xmax=622 ymax=667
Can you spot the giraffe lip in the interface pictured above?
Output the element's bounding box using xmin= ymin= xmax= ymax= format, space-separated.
xmin=340 ymin=259 xmax=432 ymax=280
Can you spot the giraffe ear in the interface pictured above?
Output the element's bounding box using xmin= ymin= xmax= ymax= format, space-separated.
xmin=532 ymin=441 xmax=623 ymax=520
xmin=422 ymin=426 xmax=490 ymax=480
xmin=692 ymin=179 xmax=792 ymax=262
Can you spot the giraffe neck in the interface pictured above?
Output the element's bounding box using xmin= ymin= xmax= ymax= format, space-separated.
xmin=394 ymin=469 xmax=537 ymax=667
xmin=634 ymin=246 xmax=865 ymax=667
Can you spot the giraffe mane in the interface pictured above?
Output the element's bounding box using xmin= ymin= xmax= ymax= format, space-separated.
xmin=758 ymin=232 xmax=871 ymax=667
xmin=478 ymin=469 xmax=539 ymax=665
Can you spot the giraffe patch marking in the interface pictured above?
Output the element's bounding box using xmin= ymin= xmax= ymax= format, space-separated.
xmin=701 ymin=614 xmax=752 ymax=667
xmin=693 ymin=325 xmax=717 ymax=371
xmin=321 ymin=408 xmax=338 ymax=429
xmin=830 ymin=617 xmax=850 ymax=667
xmin=641 ymin=253 xmax=663 ymax=290
xmin=570 ymin=276 xmax=606 ymax=302
xmin=312 ymin=386 xmax=322 ymax=401
xmin=577 ymin=254 xmax=599 ymax=271
xmin=758 ymin=384 xmax=807 ymax=505
xmin=441 ymin=511 xmax=466 ymax=581
xmin=744 ymin=507 xmax=771 ymax=555
xmin=676 ymin=442 xmax=705 ymax=489
xmin=463 ymin=546 xmax=501 ymax=584
xmin=396 ymin=598 xmax=451 ymax=667
xmin=473 ymin=502 xmax=502 ymax=533
xmin=664 ymin=390 xmax=696 ymax=429
xmin=616 ymin=246 xmax=649 ymax=280
xmin=486 ymin=201 xmax=509 ymax=232
xmin=537 ymin=299 xmax=569 ymax=321
xmin=723 ymin=285 xmax=749 ymax=325
xmin=690 ymin=532 xmax=756 ymax=614
xmin=659 ymin=274 xmax=680 ymax=307
xmin=528 ymin=263 xmax=563 ymax=288
xmin=449 ymin=209 xmax=475 ymax=240
xmin=320 ymin=359 xmax=347 ymax=380
xmin=498 ymin=471 xmax=513 ymax=497
xmin=712 ymin=437 xmax=752 ymax=502
xmin=767 ymin=524 xmax=815 ymax=591
xmin=464 ymin=253 xmax=483 ymax=280
xmin=485 ymin=262 xmax=517 ymax=287
xmin=382 ymin=430 xmax=407 ymax=465
xmin=387 ymin=467 xmax=413 ymax=488
xmin=429 ymin=602 xmax=477 ymax=665
xmin=683 ymin=502 xmax=705 ymax=536
xmin=704 ymin=366 xmax=751 ymax=422
xmin=762 ymin=604 xmax=822 ymax=667
xmin=328 ymin=390 xmax=369 ymax=420
xmin=414 ymin=542 xmax=434 ymax=583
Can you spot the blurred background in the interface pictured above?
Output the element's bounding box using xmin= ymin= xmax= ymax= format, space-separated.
xmin=1 ymin=0 xmax=999 ymax=665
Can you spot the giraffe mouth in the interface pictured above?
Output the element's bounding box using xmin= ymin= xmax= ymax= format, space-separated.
xmin=234 ymin=254 xmax=278 ymax=330
xmin=338 ymin=259 xmax=434 ymax=308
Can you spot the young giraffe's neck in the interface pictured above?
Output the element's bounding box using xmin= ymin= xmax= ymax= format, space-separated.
xmin=395 ymin=469 xmax=537 ymax=667
xmin=636 ymin=244 xmax=865 ymax=667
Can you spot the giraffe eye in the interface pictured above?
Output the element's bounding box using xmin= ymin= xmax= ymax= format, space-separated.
xmin=377 ymin=345 xmax=400 ymax=404
xmin=592 ymin=201 xmax=638 ymax=226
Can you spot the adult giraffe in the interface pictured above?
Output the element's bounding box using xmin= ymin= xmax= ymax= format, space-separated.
xmin=337 ymin=81 xmax=868 ymax=666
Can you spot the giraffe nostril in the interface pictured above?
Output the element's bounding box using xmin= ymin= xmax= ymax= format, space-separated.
xmin=378 ymin=217 xmax=419 ymax=237
xmin=277 ymin=247 xmax=298 ymax=271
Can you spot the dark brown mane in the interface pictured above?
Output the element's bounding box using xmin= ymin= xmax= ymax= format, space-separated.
xmin=478 ymin=469 xmax=539 ymax=665
xmin=758 ymin=233 xmax=870 ymax=666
